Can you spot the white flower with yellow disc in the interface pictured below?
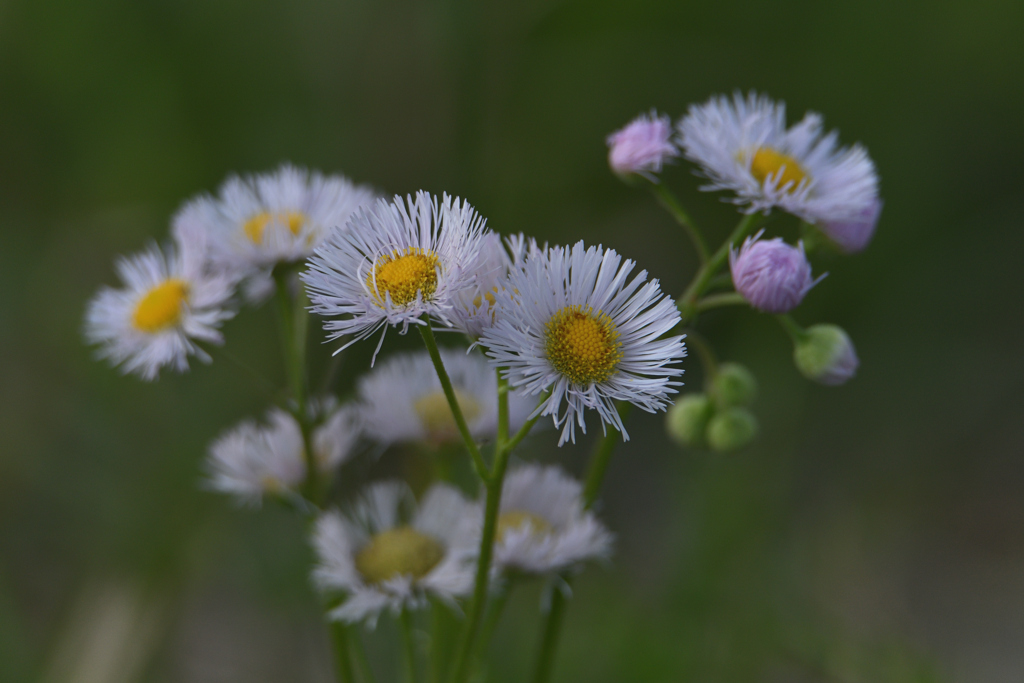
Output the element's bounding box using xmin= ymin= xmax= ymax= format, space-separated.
xmin=677 ymin=91 xmax=879 ymax=225
xmin=177 ymin=164 xmax=377 ymax=299
xmin=356 ymin=349 xmax=534 ymax=447
xmin=479 ymin=241 xmax=686 ymax=445
xmin=84 ymin=221 xmax=237 ymax=381
xmin=493 ymin=464 xmax=612 ymax=575
xmin=302 ymin=192 xmax=491 ymax=360
xmin=205 ymin=403 xmax=361 ymax=505
xmin=312 ymin=481 xmax=480 ymax=625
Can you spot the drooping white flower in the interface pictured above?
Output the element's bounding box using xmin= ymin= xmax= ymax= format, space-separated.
xmin=356 ymin=348 xmax=534 ymax=447
xmin=205 ymin=403 xmax=361 ymax=505
xmin=677 ymin=92 xmax=880 ymax=226
xmin=479 ymin=241 xmax=687 ymax=445
xmin=175 ymin=164 xmax=377 ymax=300
xmin=312 ymin=482 xmax=479 ymax=625
xmin=84 ymin=220 xmax=237 ymax=381
xmin=302 ymin=192 xmax=491 ymax=361
xmin=606 ymin=110 xmax=678 ymax=180
xmin=493 ymin=464 xmax=612 ymax=575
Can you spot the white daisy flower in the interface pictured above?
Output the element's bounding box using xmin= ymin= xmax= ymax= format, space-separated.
xmin=176 ymin=164 xmax=377 ymax=299
xmin=302 ymin=192 xmax=491 ymax=360
xmin=206 ymin=403 xmax=360 ymax=505
xmin=357 ymin=348 xmax=534 ymax=447
xmin=312 ymin=481 xmax=479 ymax=625
xmin=493 ymin=464 xmax=612 ymax=575
xmin=479 ymin=241 xmax=687 ymax=445
xmin=84 ymin=221 xmax=237 ymax=381
xmin=677 ymin=91 xmax=879 ymax=225
xmin=448 ymin=232 xmax=541 ymax=339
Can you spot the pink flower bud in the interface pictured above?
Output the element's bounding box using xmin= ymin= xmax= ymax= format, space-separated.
xmin=606 ymin=111 xmax=678 ymax=180
xmin=730 ymin=233 xmax=819 ymax=313
xmin=818 ymin=198 xmax=882 ymax=253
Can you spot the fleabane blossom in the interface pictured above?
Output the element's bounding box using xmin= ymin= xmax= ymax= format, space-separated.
xmin=449 ymin=232 xmax=541 ymax=339
xmin=356 ymin=348 xmax=534 ymax=447
xmin=493 ymin=464 xmax=612 ymax=575
xmin=84 ymin=221 xmax=237 ymax=381
xmin=677 ymin=92 xmax=880 ymax=228
xmin=817 ymin=197 xmax=883 ymax=254
xmin=312 ymin=482 xmax=479 ymax=625
xmin=606 ymin=110 xmax=679 ymax=180
xmin=205 ymin=403 xmax=361 ymax=505
xmin=303 ymin=192 xmax=491 ymax=361
xmin=176 ymin=164 xmax=377 ymax=300
xmin=730 ymin=232 xmax=822 ymax=313
xmin=479 ymin=241 xmax=687 ymax=445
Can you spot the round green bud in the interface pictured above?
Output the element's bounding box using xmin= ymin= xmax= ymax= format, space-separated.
xmin=666 ymin=393 xmax=713 ymax=447
xmin=706 ymin=407 xmax=758 ymax=452
xmin=793 ymin=324 xmax=859 ymax=386
xmin=711 ymin=363 xmax=758 ymax=407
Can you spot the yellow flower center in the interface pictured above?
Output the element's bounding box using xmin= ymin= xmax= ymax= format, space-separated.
xmin=367 ymin=248 xmax=440 ymax=307
xmin=243 ymin=211 xmax=307 ymax=244
xmin=496 ymin=510 xmax=552 ymax=543
xmin=354 ymin=526 xmax=445 ymax=584
xmin=413 ymin=389 xmax=482 ymax=442
xmin=132 ymin=279 xmax=189 ymax=333
xmin=544 ymin=305 xmax=623 ymax=385
xmin=749 ymin=147 xmax=808 ymax=192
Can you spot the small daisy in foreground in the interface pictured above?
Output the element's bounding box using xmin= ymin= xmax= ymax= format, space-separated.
xmin=730 ymin=232 xmax=822 ymax=313
xmin=180 ymin=164 xmax=377 ymax=271
xmin=677 ymin=92 xmax=879 ymax=225
xmin=357 ymin=348 xmax=534 ymax=447
xmin=312 ymin=482 xmax=479 ymax=625
xmin=449 ymin=232 xmax=539 ymax=339
xmin=206 ymin=404 xmax=360 ymax=505
xmin=303 ymin=192 xmax=490 ymax=360
xmin=606 ymin=110 xmax=678 ymax=180
xmin=493 ymin=464 xmax=612 ymax=575
xmin=480 ymin=241 xmax=687 ymax=445
xmin=84 ymin=224 xmax=236 ymax=381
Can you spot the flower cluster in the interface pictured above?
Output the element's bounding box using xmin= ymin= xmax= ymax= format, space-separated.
xmin=83 ymin=89 xmax=880 ymax=682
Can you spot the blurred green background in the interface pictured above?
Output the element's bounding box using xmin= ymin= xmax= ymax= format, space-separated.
xmin=2 ymin=0 xmax=1023 ymax=681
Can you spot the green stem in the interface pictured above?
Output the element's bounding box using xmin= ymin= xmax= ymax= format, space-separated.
xmin=474 ymin=580 xmax=513 ymax=670
xmin=351 ymin=630 xmax=378 ymax=683
xmin=677 ymin=212 xmax=762 ymax=323
xmin=419 ymin=324 xmax=489 ymax=480
xmin=650 ymin=183 xmax=709 ymax=264
xmin=683 ymin=329 xmax=719 ymax=387
xmin=695 ymin=292 xmax=747 ymax=313
xmin=400 ymin=610 xmax=419 ymax=683
xmin=496 ymin=369 xmax=509 ymax=447
xmin=581 ymin=403 xmax=631 ymax=509
xmin=531 ymin=585 xmax=568 ymax=683
xmin=776 ymin=314 xmax=809 ymax=343
xmin=330 ymin=621 xmax=356 ymax=683
xmin=200 ymin=341 xmax=280 ymax=404
xmin=503 ymin=407 xmax=547 ymax=455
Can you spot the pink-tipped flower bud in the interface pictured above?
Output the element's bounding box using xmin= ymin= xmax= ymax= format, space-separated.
xmin=817 ymin=198 xmax=882 ymax=254
xmin=794 ymin=324 xmax=859 ymax=386
xmin=730 ymin=233 xmax=820 ymax=313
xmin=606 ymin=111 xmax=678 ymax=180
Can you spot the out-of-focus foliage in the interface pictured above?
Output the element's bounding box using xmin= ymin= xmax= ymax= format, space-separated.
xmin=1 ymin=0 xmax=1023 ymax=681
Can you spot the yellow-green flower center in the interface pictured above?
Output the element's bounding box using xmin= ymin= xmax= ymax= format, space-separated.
xmin=132 ymin=279 xmax=189 ymax=333
xmin=545 ymin=305 xmax=623 ymax=385
xmin=496 ymin=510 xmax=552 ymax=543
xmin=354 ymin=526 xmax=445 ymax=584
xmin=413 ymin=389 xmax=482 ymax=442
xmin=367 ymin=248 xmax=440 ymax=307
xmin=243 ymin=211 xmax=308 ymax=244
xmin=749 ymin=147 xmax=808 ymax=192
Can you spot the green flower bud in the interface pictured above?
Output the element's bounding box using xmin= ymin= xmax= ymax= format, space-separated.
xmin=666 ymin=394 xmax=713 ymax=447
xmin=711 ymin=363 xmax=758 ymax=407
xmin=706 ymin=407 xmax=758 ymax=452
xmin=793 ymin=324 xmax=859 ymax=386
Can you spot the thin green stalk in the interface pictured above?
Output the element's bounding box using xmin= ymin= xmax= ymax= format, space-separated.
xmin=330 ymin=621 xmax=356 ymax=683
xmin=200 ymin=341 xmax=280 ymax=404
xmin=400 ymin=610 xmax=419 ymax=683
xmin=581 ymin=403 xmax=630 ymax=508
xmin=470 ymin=580 xmax=513 ymax=679
xmin=530 ymin=585 xmax=568 ymax=683
xmin=496 ymin=369 xmax=509 ymax=447
xmin=650 ymin=183 xmax=709 ymax=264
xmin=695 ymin=292 xmax=747 ymax=313
xmin=776 ymin=313 xmax=809 ymax=343
xmin=504 ymin=407 xmax=547 ymax=455
xmin=418 ymin=324 xmax=489 ymax=479
xmin=683 ymin=329 xmax=719 ymax=386
xmin=351 ymin=631 xmax=378 ymax=683
xmin=677 ymin=212 xmax=762 ymax=323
